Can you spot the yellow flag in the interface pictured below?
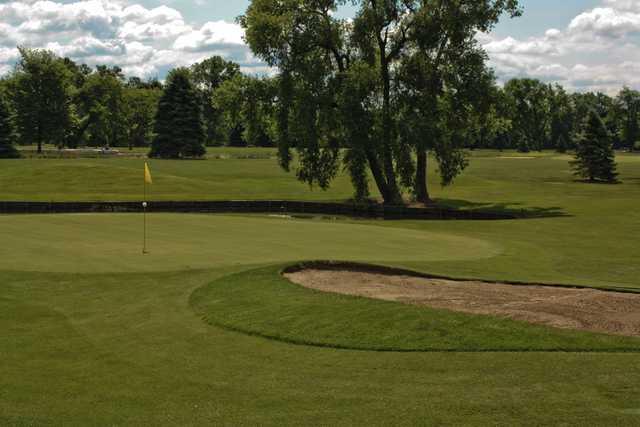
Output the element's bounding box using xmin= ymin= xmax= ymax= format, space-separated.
xmin=144 ymin=162 xmax=153 ymax=185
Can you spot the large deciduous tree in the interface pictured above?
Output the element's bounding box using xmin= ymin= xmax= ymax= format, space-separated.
xmin=615 ymin=87 xmax=640 ymax=151
xmin=124 ymin=87 xmax=161 ymax=150
xmin=191 ymin=57 xmax=241 ymax=145
xmin=76 ymin=68 xmax=127 ymax=148
xmin=10 ymin=47 xmax=73 ymax=153
xmin=214 ymin=74 xmax=277 ymax=147
xmin=503 ymin=78 xmax=551 ymax=152
xmin=241 ymin=0 xmax=520 ymax=205
xmin=149 ymin=68 xmax=205 ymax=159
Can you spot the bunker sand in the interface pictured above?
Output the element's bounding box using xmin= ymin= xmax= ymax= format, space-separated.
xmin=285 ymin=269 xmax=640 ymax=338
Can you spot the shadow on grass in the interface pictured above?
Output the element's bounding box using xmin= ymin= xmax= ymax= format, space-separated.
xmin=572 ymin=179 xmax=621 ymax=185
xmin=434 ymin=198 xmax=570 ymax=219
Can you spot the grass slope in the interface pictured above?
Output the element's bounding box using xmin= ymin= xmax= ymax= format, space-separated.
xmin=191 ymin=265 xmax=640 ymax=352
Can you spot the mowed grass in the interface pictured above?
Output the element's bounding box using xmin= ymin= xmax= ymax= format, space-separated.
xmin=0 ymin=152 xmax=358 ymax=201
xmin=2 ymin=151 xmax=640 ymax=424
xmin=0 ymin=214 xmax=498 ymax=273
xmin=192 ymin=265 xmax=640 ymax=352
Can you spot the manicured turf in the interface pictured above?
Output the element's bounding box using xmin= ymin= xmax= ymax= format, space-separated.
xmin=192 ymin=265 xmax=640 ymax=352
xmin=0 ymin=154 xmax=357 ymax=201
xmin=2 ymin=151 xmax=640 ymax=424
xmin=0 ymin=214 xmax=497 ymax=273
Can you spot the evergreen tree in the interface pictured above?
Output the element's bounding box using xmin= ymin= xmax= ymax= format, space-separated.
xmin=0 ymin=95 xmax=20 ymax=158
xmin=149 ymin=68 xmax=205 ymax=159
xmin=571 ymin=110 xmax=618 ymax=183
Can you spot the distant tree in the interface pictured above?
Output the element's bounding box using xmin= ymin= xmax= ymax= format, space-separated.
xmin=212 ymin=75 xmax=278 ymax=150
xmin=556 ymin=133 xmax=569 ymax=153
xmin=149 ymin=68 xmax=205 ymax=158
xmin=615 ymin=87 xmax=640 ymax=151
xmin=62 ymin=57 xmax=92 ymax=88
xmin=124 ymin=87 xmax=161 ymax=150
xmin=76 ymin=70 xmax=127 ymax=147
xmin=549 ymin=84 xmax=574 ymax=151
xmin=468 ymin=86 xmax=512 ymax=150
xmin=95 ymin=65 xmax=125 ymax=80
xmin=571 ymin=110 xmax=618 ymax=183
xmin=0 ymin=94 xmax=20 ymax=158
xmin=504 ymin=78 xmax=550 ymax=152
xmin=228 ymin=124 xmax=247 ymax=147
xmin=242 ymin=76 xmax=276 ymax=147
xmin=10 ymin=47 xmax=73 ymax=152
xmin=126 ymin=77 xmax=163 ymax=90
xmin=191 ymin=56 xmax=241 ymax=145
xmin=571 ymin=92 xmax=617 ymax=146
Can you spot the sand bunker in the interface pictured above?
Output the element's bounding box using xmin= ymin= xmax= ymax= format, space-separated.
xmin=284 ymin=269 xmax=640 ymax=337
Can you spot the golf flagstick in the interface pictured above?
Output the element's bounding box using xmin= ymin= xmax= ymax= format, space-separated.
xmin=143 ymin=162 xmax=152 ymax=254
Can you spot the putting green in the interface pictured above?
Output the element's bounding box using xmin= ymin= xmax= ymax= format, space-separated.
xmin=0 ymin=214 xmax=499 ymax=273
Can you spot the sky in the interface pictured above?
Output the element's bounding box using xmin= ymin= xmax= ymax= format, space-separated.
xmin=1 ymin=0 xmax=639 ymax=93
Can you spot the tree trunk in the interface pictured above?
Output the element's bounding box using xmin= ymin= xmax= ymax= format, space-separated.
xmin=414 ymin=149 xmax=432 ymax=205
xmin=37 ymin=123 xmax=42 ymax=154
xmin=365 ymin=150 xmax=391 ymax=203
xmin=378 ymin=51 xmax=402 ymax=205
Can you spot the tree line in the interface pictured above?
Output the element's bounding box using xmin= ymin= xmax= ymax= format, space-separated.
xmin=0 ymin=0 xmax=631 ymax=200
xmin=473 ymin=79 xmax=640 ymax=154
xmin=0 ymin=47 xmax=276 ymax=156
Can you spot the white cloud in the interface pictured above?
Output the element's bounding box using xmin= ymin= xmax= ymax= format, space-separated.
xmin=482 ymin=0 xmax=640 ymax=93
xmin=1 ymin=0 xmax=639 ymax=93
xmin=0 ymin=0 xmax=257 ymax=79
xmin=173 ymin=21 xmax=245 ymax=51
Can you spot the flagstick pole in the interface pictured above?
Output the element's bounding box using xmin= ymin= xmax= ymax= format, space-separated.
xmin=143 ymin=171 xmax=148 ymax=255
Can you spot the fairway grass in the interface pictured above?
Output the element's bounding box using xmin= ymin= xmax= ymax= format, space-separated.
xmin=2 ymin=151 xmax=640 ymax=424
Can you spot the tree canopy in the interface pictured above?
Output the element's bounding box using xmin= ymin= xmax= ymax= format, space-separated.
xmin=10 ymin=47 xmax=73 ymax=152
xmin=241 ymin=0 xmax=522 ymax=204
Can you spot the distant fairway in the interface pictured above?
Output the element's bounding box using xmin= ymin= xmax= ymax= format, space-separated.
xmin=2 ymin=149 xmax=638 ymax=202
xmin=2 ymin=150 xmax=640 ymax=424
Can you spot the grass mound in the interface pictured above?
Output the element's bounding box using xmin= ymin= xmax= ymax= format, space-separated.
xmin=190 ymin=264 xmax=640 ymax=352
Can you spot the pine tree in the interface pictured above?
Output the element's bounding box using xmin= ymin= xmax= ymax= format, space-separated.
xmin=0 ymin=95 xmax=20 ymax=159
xmin=570 ymin=109 xmax=618 ymax=183
xmin=149 ymin=68 xmax=205 ymax=159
